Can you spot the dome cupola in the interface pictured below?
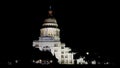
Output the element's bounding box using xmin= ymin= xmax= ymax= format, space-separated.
xmin=42 ymin=6 xmax=58 ymax=27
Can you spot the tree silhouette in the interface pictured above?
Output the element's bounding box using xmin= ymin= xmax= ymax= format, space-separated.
xmin=32 ymin=48 xmax=58 ymax=65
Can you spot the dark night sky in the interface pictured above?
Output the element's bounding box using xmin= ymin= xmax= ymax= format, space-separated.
xmin=31 ymin=0 xmax=119 ymax=58
xmin=0 ymin=0 xmax=119 ymax=63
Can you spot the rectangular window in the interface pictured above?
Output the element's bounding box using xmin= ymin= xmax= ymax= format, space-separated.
xmin=65 ymin=55 xmax=68 ymax=58
xmin=54 ymin=44 xmax=58 ymax=47
xmin=65 ymin=60 xmax=68 ymax=64
xmin=54 ymin=49 xmax=57 ymax=52
xmin=61 ymin=60 xmax=64 ymax=64
xmin=69 ymin=55 xmax=72 ymax=58
xmin=61 ymin=55 xmax=64 ymax=58
xmin=61 ymin=47 xmax=64 ymax=49
xmin=69 ymin=60 xmax=72 ymax=63
xmin=61 ymin=51 xmax=64 ymax=54
xmin=56 ymin=30 xmax=59 ymax=36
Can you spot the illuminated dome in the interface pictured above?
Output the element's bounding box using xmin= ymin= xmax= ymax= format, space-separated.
xmin=43 ymin=18 xmax=58 ymax=27
xmin=44 ymin=18 xmax=57 ymax=23
xmin=42 ymin=9 xmax=58 ymax=27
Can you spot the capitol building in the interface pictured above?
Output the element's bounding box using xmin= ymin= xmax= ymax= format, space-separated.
xmin=32 ymin=7 xmax=77 ymax=64
xmin=32 ymin=6 xmax=110 ymax=65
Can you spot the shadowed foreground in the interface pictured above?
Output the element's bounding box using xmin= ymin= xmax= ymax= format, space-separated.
xmin=7 ymin=64 xmax=116 ymax=68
